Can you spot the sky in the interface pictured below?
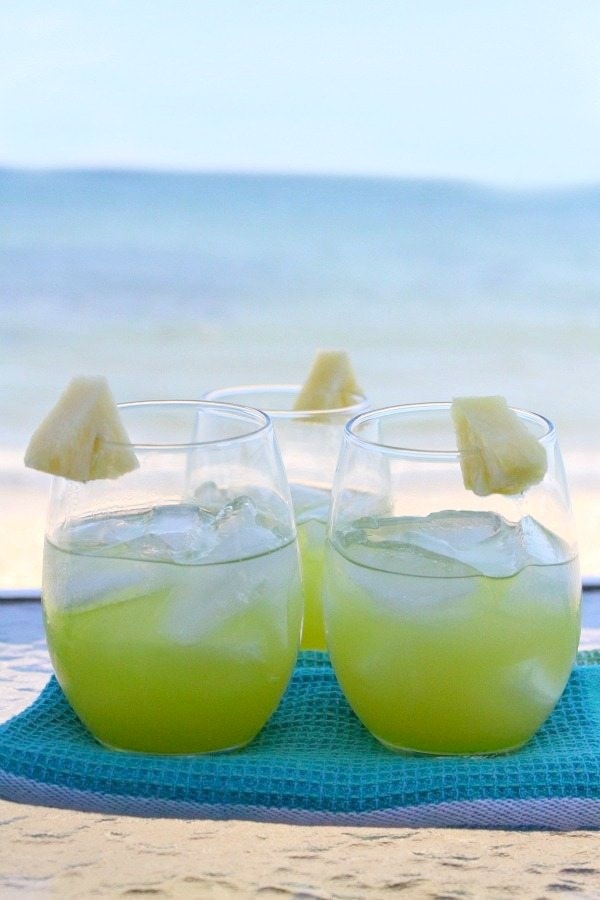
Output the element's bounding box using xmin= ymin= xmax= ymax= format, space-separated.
xmin=2 ymin=1 xmax=600 ymax=187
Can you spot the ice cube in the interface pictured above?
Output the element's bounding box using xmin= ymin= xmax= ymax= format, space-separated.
xmin=148 ymin=504 xmax=219 ymax=564
xmin=338 ymin=516 xmax=479 ymax=578
xmin=154 ymin=564 xmax=240 ymax=643
xmin=519 ymin=515 xmax=573 ymax=566
xmin=407 ymin=510 xmax=504 ymax=551
xmin=194 ymin=480 xmax=230 ymax=513
xmin=195 ymin=484 xmax=293 ymax=536
xmin=100 ymin=505 xmax=220 ymax=565
xmin=403 ymin=511 xmax=551 ymax=578
xmin=157 ymin=546 xmax=295 ymax=645
xmin=210 ymin=495 xmax=283 ymax=562
xmin=215 ymin=494 xmax=256 ymax=526
xmin=507 ymin=659 xmax=568 ymax=708
xmin=337 ymin=510 xmax=573 ymax=580
xmin=48 ymin=548 xmax=170 ymax=611
xmin=62 ymin=510 xmax=154 ymax=554
xmin=327 ymin=539 xmax=479 ymax=618
xmin=63 ymin=497 xmax=292 ymax=570
xmin=398 ymin=511 xmax=521 ymax=578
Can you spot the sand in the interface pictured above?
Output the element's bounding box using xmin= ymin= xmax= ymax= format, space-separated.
xmin=1 ymin=800 xmax=599 ymax=898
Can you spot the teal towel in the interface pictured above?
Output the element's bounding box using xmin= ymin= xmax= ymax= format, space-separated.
xmin=1 ymin=651 xmax=599 ymax=829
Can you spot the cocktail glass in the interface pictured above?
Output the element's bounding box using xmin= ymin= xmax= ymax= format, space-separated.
xmin=203 ymin=385 xmax=368 ymax=650
xmin=324 ymin=402 xmax=581 ymax=755
xmin=42 ymin=400 xmax=303 ymax=754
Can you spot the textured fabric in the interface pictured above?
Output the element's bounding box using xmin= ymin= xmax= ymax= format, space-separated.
xmin=0 ymin=651 xmax=599 ymax=829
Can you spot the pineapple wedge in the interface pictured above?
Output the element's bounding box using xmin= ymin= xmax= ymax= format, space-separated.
xmin=25 ymin=376 xmax=138 ymax=482
xmin=293 ymin=350 xmax=361 ymax=411
xmin=451 ymin=395 xmax=547 ymax=497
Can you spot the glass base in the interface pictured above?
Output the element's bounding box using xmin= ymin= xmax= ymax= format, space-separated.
xmin=375 ymin=734 xmax=530 ymax=757
xmin=95 ymin=735 xmax=255 ymax=757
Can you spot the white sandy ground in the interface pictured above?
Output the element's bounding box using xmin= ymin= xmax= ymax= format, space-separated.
xmin=1 ymin=801 xmax=599 ymax=899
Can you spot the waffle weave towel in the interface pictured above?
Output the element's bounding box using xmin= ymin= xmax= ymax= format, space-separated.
xmin=1 ymin=651 xmax=599 ymax=829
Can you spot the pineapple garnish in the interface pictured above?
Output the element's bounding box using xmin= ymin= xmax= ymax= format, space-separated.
xmin=25 ymin=376 xmax=138 ymax=482
xmin=451 ymin=395 xmax=547 ymax=497
xmin=293 ymin=350 xmax=361 ymax=411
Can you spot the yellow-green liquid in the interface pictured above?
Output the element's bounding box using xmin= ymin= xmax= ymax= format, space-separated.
xmin=297 ymin=518 xmax=327 ymax=650
xmin=291 ymin=484 xmax=331 ymax=651
xmin=324 ymin=513 xmax=581 ymax=754
xmin=43 ymin=514 xmax=303 ymax=754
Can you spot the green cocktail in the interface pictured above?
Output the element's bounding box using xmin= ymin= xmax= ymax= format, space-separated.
xmin=325 ymin=510 xmax=580 ymax=754
xmin=324 ymin=402 xmax=581 ymax=754
xmin=40 ymin=400 xmax=303 ymax=754
xmin=44 ymin=508 xmax=302 ymax=754
xmin=292 ymin=484 xmax=330 ymax=650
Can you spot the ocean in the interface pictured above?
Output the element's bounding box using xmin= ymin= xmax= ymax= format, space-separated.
xmin=1 ymin=169 xmax=599 ymax=583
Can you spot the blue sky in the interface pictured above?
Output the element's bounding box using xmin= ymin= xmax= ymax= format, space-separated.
xmin=2 ymin=1 xmax=599 ymax=186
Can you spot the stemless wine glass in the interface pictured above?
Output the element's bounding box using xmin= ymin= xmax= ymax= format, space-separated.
xmin=204 ymin=385 xmax=368 ymax=650
xmin=42 ymin=401 xmax=303 ymax=754
xmin=324 ymin=402 xmax=581 ymax=755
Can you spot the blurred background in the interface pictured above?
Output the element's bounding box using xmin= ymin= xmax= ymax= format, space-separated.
xmin=1 ymin=1 xmax=599 ymax=585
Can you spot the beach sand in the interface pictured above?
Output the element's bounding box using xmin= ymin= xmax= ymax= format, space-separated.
xmin=1 ymin=799 xmax=599 ymax=898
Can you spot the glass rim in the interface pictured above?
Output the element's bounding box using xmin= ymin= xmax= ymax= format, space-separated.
xmin=108 ymin=399 xmax=272 ymax=450
xmin=345 ymin=401 xmax=555 ymax=459
xmin=203 ymin=383 xmax=369 ymax=419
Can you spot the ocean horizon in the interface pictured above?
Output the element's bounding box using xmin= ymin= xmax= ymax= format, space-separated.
xmin=1 ymin=168 xmax=599 ymax=583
